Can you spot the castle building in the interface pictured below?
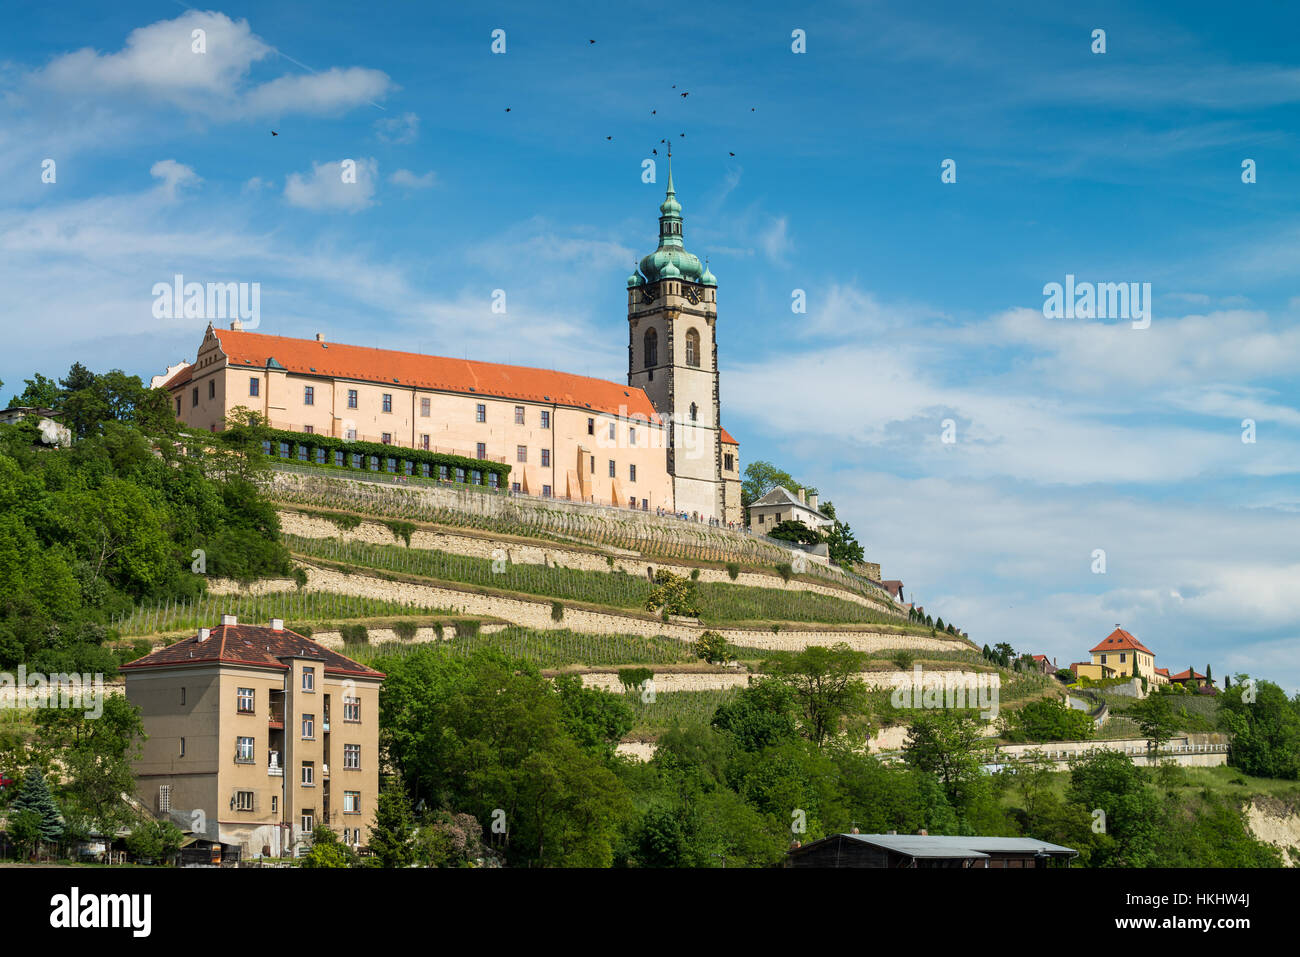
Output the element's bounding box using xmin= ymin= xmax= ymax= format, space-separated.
xmin=121 ymin=618 xmax=384 ymax=858
xmin=159 ymin=160 xmax=742 ymax=524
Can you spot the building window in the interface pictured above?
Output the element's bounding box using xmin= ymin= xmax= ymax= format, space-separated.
xmin=345 ymin=429 xmax=357 ymax=442
xmin=271 ymin=795 xmax=277 ymax=814
xmin=347 ymin=389 xmax=358 ymax=409
xmin=344 ymin=697 xmax=360 ymax=722
xmin=1100 ymin=655 xmax=1107 ymax=665
xmin=629 ymin=427 xmax=636 ymax=446
xmin=235 ymin=791 xmax=254 ymax=811
xmin=350 ymin=452 xmax=362 ymax=468
xmin=175 ymin=397 xmax=181 ymax=415
xmin=208 ymin=380 xmax=215 ymax=399
xmin=644 ymin=327 xmax=658 ymax=367
xmin=542 ymin=484 xmax=552 ymax=497
xmin=511 ymin=481 xmax=521 ymax=492
xmin=159 ymin=785 xmax=171 ymax=813
xmin=642 ymin=499 xmax=649 ymax=511
xmin=333 ymin=450 xmax=344 ymax=467
xmin=314 ymin=446 xmax=324 ymax=463
xmin=236 ymin=736 xmax=255 ymax=763
xmin=1120 ymin=653 xmax=1127 ymax=663
xmin=420 ymin=397 xmax=430 ymax=417
xmin=540 ymin=410 xmax=550 ymax=429
xmin=344 ymin=743 xmax=361 ymax=769
xmin=439 ymin=465 xmax=449 ymax=481
xmin=192 ymin=387 xmax=199 ymax=408
xmin=685 ymin=328 xmax=701 ymax=367
xmin=179 ymin=737 xmax=185 ymax=757
xmin=541 ymin=449 xmax=550 ymax=468
xmin=237 ymin=687 xmax=255 ymax=713
xmin=609 ymin=460 xmax=616 ymax=478
xmin=344 ymin=791 xmax=361 ymax=814
xmin=608 ymin=423 xmax=616 ymax=441
xmin=249 ymin=377 xmax=259 ymax=397
xmin=297 ymin=444 xmax=308 ymax=461
xmin=517 ymin=445 xmax=527 ymax=463
xmin=476 ymin=404 xmax=486 ymax=423
xmin=382 ymin=432 xmax=392 ymax=445
xmin=455 ymin=467 xmax=465 ymax=483
xmin=302 ymin=714 xmax=314 ymax=739
xmin=690 ymin=402 xmax=698 ymax=422
xmin=302 ymin=762 xmax=315 ymax=787
xmin=724 ymin=453 xmax=734 ymax=471
xmin=305 ymin=425 xmax=316 ymax=436
xmin=420 ymin=434 xmax=430 ymax=450
xmin=629 ymin=464 xmax=636 ymax=482
xmin=590 ymin=455 xmax=595 ymax=473
xmin=476 ymin=443 xmax=486 ymax=460
xmin=180 ymin=687 xmax=186 ymax=706
xmin=629 ymin=497 xmax=637 ymax=509
xmin=382 ymin=393 xmax=392 ymax=413
xmin=489 ymin=471 xmax=499 ymax=488
xmin=587 ymin=417 xmax=594 ymax=435
xmin=304 ymin=385 xmax=314 ymax=406
xmin=301 ymin=811 xmax=314 ymax=833
xmin=303 ymin=667 xmax=315 ymax=692
xmin=514 ymin=406 xmax=525 ymax=425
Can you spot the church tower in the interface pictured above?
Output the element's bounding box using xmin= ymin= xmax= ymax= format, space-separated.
xmin=627 ymin=153 xmax=724 ymax=520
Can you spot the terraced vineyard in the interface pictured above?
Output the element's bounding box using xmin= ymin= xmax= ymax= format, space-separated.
xmin=284 ymin=534 xmax=913 ymax=628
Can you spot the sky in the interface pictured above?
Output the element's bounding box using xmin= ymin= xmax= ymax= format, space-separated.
xmin=1 ymin=1 xmax=1297 ymax=689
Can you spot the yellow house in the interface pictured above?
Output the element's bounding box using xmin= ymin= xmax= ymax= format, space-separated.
xmin=1088 ymin=626 xmax=1167 ymax=686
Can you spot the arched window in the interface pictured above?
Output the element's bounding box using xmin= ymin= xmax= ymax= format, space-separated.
xmin=689 ymin=402 xmax=698 ymax=422
xmin=644 ymin=328 xmax=658 ymax=368
xmin=685 ymin=328 xmax=700 ymax=367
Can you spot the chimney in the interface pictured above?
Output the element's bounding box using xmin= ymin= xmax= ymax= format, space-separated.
xmin=221 ymin=614 xmax=237 ymax=626
xmin=270 ymin=618 xmax=284 ymax=631
xmin=198 ymin=628 xmax=210 ymax=640
xmin=230 ymin=319 xmax=243 ymax=331
xmin=315 ymin=333 xmax=325 ymax=342
xmin=797 ymin=487 xmax=806 ymax=505
xmin=809 ymin=493 xmax=819 ymax=511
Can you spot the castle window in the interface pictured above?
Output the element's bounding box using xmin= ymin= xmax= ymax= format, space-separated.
xmin=541 ymin=449 xmax=550 ymax=467
xmin=517 ymin=445 xmax=527 ymax=463
xmin=629 ymin=464 xmax=637 ymax=482
xmin=541 ymin=410 xmax=550 ymax=429
xmin=476 ymin=404 xmax=486 ymax=423
xmin=629 ymin=427 xmax=637 ymax=446
xmin=420 ymin=434 xmax=429 ymax=450
xmin=644 ymin=328 xmax=658 ymax=368
xmin=208 ymin=380 xmax=215 ymax=399
xmin=347 ymin=389 xmax=358 ymax=409
xmin=587 ymin=418 xmax=594 ymax=435
xmin=514 ymin=406 xmax=525 ymax=425
xmin=175 ymin=397 xmax=181 ymax=415
xmin=690 ymin=402 xmax=698 ymax=422
xmin=609 ymin=460 xmax=616 ymax=478
xmin=685 ymin=328 xmax=701 ymax=367
xmin=304 ymin=385 xmax=314 ymax=406
xmin=420 ymin=397 xmax=430 ymax=417
xmin=725 ymin=453 xmax=734 ymax=471
xmin=476 ymin=443 xmax=486 ymax=460
xmin=382 ymin=393 xmax=392 ymax=413
xmin=192 ymin=387 xmax=199 ymax=407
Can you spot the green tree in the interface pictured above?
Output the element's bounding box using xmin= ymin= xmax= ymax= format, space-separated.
xmin=644 ymin=570 xmax=699 ymax=617
xmin=302 ymin=825 xmax=353 ymax=868
xmin=124 ymin=817 xmax=184 ymax=863
xmin=740 ymin=461 xmax=814 ymax=508
xmin=1001 ymin=698 xmax=1094 ymax=743
xmin=767 ymin=520 xmax=821 ymax=545
xmin=902 ymin=711 xmax=991 ymax=812
xmin=1128 ymin=692 xmax=1178 ymax=757
xmin=553 ymin=674 xmax=634 ymax=758
xmin=711 ymin=679 xmax=798 ymax=752
xmin=34 ymin=695 xmax=145 ymax=834
xmin=762 ymin=643 xmax=870 ymax=747
xmin=8 ymin=373 xmax=62 ymax=410
xmin=9 ymin=767 xmax=63 ymax=855
xmin=1067 ymin=750 xmax=1160 ymax=867
xmin=369 ymin=776 xmax=415 ymax=868
xmin=1218 ymin=678 xmax=1300 ymax=780
xmin=693 ymin=630 xmax=731 ymax=664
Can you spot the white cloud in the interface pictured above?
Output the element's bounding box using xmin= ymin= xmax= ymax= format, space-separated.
xmin=149 ymin=159 xmax=201 ymax=200
xmin=375 ymin=112 xmax=419 ymax=144
xmin=284 ymin=158 xmax=378 ymax=212
xmin=389 ymin=169 xmax=435 ymax=189
xmin=759 ymin=216 xmax=791 ymax=261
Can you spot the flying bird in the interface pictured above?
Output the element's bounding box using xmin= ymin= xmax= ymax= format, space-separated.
xmin=606 ymin=136 xmax=613 ymax=140
xmin=652 ymin=148 xmax=657 ymax=155
xmin=679 ymin=132 xmax=685 ymax=137
xmin=729 ymin=152 xmax=735 ymax=156
xmin=589 ymin=39 xmax=596 ymax=44
xmin=680 ymin=92 xmax=689 ymax=98
xmin=650 ymin=109 xmax=656 ymax=115
xmin=271 ymin=130 xmax=278 ymax=136
xmin=504 ymin=107 xmax=511 ymax=112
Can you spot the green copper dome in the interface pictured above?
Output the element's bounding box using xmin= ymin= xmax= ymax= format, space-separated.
xmin=700 ymin=262 xmax=717 ymax=286
xmin=639 ymin=155 xmax=705 ymax=283
xmin=627 ymin=269 xmax=644 ymax=288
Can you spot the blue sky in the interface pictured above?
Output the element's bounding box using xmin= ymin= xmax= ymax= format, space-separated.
xmin=2 ymin=1 xmax=1298 ymax=689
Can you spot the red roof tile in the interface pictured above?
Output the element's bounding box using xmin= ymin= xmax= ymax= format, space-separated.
xmin=720 ymin=427 xmax=738 ymax=445
xmin=161 ymin=364 xmax=192 ymax=389
xmin=120 ymin=623 xmax=383 ymax=679
xmin=1168 ymin=668 xmax=1206 ymax=682
xmin=206 ymin=328 xmax=661 ymax=422
xmin=1089 ymin=628 xmax=1154 ymax=656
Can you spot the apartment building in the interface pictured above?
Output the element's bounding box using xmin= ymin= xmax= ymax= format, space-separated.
xmin=121 ymin=617 xmax=384 ymax=858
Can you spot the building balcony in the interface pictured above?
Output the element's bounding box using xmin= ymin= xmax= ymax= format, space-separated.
xmin=268 ymin=752 xmax=283 ymax=776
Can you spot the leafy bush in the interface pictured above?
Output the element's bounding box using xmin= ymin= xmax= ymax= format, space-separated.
xmin=551 ymin=601 xmax=564 ymax=622
xmin=393 ymin=620 xmax=418 ymax=641
xmin=618 ymin=667 xmax=654 ymax=691
xmin=776 ymin=563 xmax=793 ymax=582
xmin=694 ymin=630 xmax=731 ymax=664
xmin=340 ymin=624 xmax=369 ymax=645
xmin=726 ymin=563 xmax=740 ymax=580
xmin=645 ymin=570 xmax=699 ymax=617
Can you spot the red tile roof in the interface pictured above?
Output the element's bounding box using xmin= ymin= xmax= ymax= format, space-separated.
xmin=120 ymin=622 xmax=384 ymax=679
xmin=1154 ymin=667 xmax=1171 ymax=677
xmin=161 ymin=364 xmax=192 ymax=389
xmin=720 ymin=427 xmax=738 ymax=445
xmin=202 ymin=328 xmax=661 ymax=422
xmin=1168 ymin=668 xmax=1206 ymax=682
xmin=1089 ymin=628 xmax=1154 ymax=656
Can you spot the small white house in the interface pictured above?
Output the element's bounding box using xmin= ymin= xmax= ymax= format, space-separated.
xmin=748 ymin=486 xmax=834 ymax=532
xmin=0 ymin=407 xmax=72 ymax=447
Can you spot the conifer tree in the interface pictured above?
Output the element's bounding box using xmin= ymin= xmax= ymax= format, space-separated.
xmin=10 ymin=767 xmax=63 ymax=850
xmin=369 ymin=776 xmax=415 ymax=868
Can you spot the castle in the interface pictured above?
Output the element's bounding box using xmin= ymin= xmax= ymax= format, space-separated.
xmin=159 ymin=159 xmax=743 ymax=524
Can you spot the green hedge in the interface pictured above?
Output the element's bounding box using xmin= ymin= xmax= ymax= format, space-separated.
xmin=190 ymin=425 xmax=512 ymax=485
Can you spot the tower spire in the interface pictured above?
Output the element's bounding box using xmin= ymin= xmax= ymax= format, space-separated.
xmin=666 ymin=141 xmax=674 ymax=197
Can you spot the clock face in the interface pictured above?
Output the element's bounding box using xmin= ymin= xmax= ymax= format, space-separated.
xmin=640 ymin=286 xmax=656 ymax=304
xmin=683 ymin=285 xmax=701 ymax=305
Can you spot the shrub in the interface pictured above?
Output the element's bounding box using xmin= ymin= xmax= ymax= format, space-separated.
xmin=618 ymin=667 xmax=654 ymax=691
xmin=293 ymin=566 xmax=308 ymax=589
xmin=690 ymin=568 xmax=700 ymax=581
xmin=694 ymin=631 xmax=731 ymax=664
xmin=454 ymin=619 xmax=481 ymax=638
xmin=551 ymin=601 xmax=564 ymax=622
xmin=288 ymin=623 xmax=313 ymax=638
xmin=725 ymin=563 xmax=740 ymax=580
xmin=340 ymin=624 xmax=368 ymax=645
xmin=776 ymin=563 xmax=793 ymax=582
xmin=433 ymin=623 xmax=444 ymax=640
xmin=393 ymin=621 xmax=418 ymax=642
xmin=891 ymin=650 xmax=914 ymax=670
xmin=645 ymin=570 xmax=699 ymax=617
xmin=384 ymin=520 xmax=415 ymax=547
